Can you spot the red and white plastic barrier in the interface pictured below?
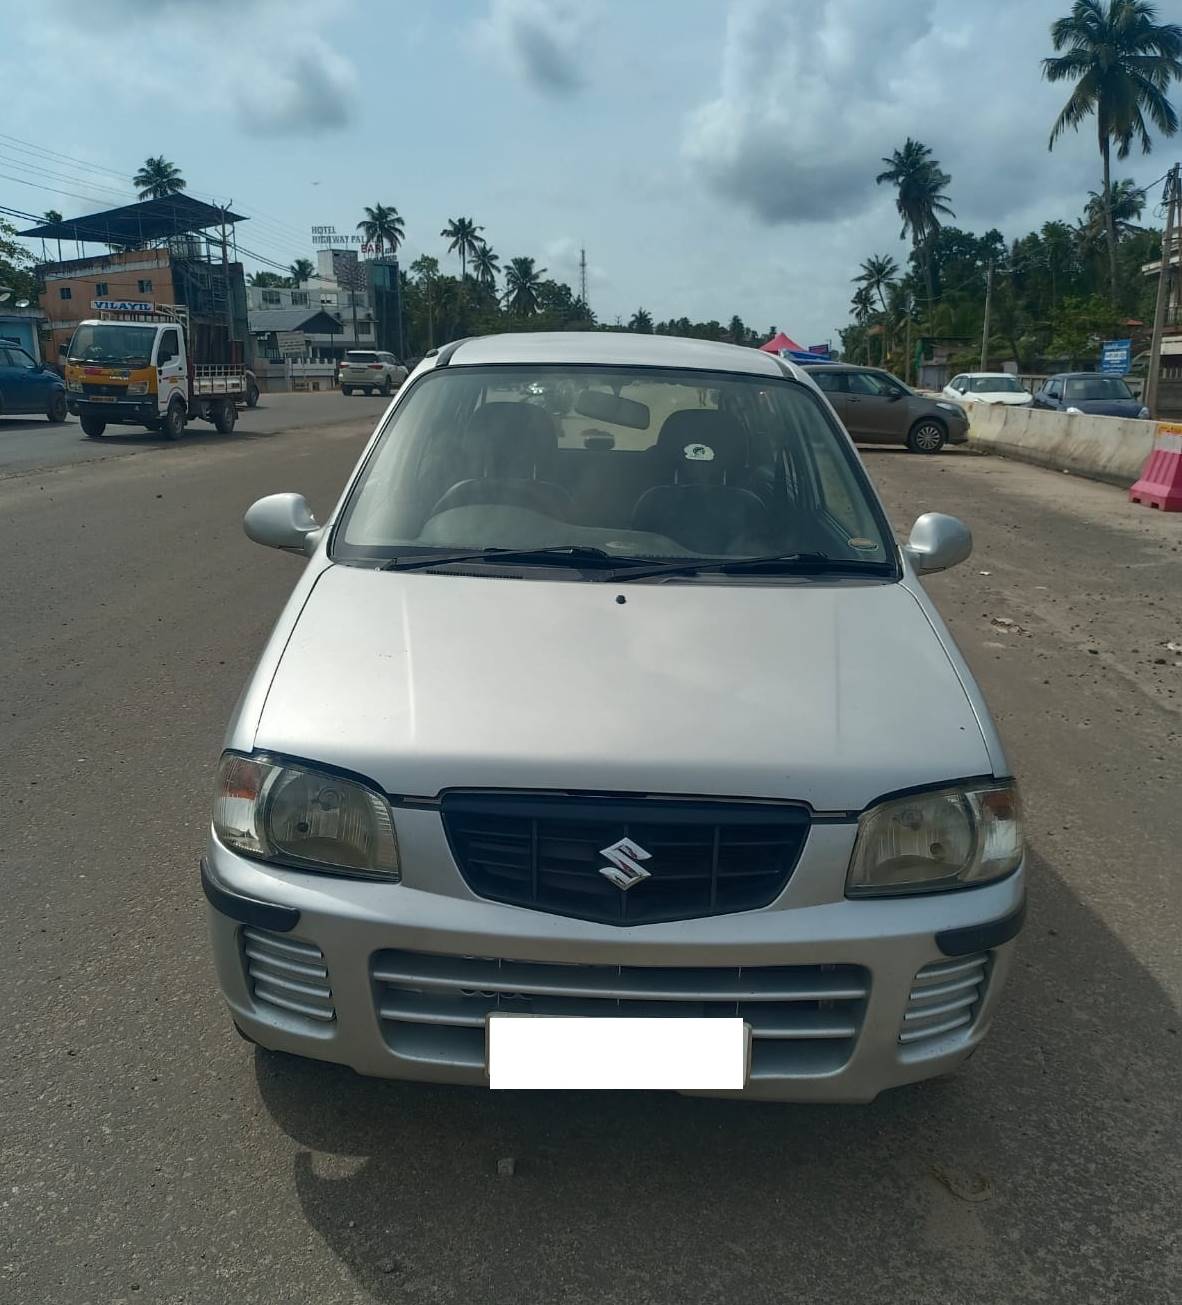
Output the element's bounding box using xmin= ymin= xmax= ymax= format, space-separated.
xmin=1130 ymin=421 xmax=1182 ymax=512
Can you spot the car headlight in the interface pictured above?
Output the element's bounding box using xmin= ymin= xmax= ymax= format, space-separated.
xmin=846 ymin=781 xmax=1022 ymax=897
xmin=127 ymin=382 xmax=149 ymax=396
xmin=67 ymin=376 xmax=83 ymax=393
xmin=935 ymin=401 xmax=965 ymax=417
xmin=1138 ymin=406 xmax=1150 ymax=420
xmin=213 ymin=753 xmax=400 ymax=879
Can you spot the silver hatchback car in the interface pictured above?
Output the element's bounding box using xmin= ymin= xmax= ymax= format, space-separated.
xmin=204 ymin=332 xmax=1024 ymax=1102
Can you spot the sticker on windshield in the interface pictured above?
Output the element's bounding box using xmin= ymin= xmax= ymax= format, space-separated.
xmin=848 ymin=537 xmax=880 ymax=551
xmin=684 ymin=443 xmax=715 ymax=461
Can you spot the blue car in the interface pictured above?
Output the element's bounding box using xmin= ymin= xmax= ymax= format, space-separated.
xmin=0 ymin=344 xmax=68 ymax=422
xmin=1032 ymin=372 xmax=1149 ymax=420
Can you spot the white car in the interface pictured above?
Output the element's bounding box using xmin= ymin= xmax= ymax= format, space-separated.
xmin=944 ymin=373 xmax=1033 ymax=407
xmin=340 ymin=350 xmax=408 ymax=397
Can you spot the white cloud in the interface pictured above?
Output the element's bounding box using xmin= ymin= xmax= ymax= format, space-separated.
xmin=477 ymin=0 xmax=593 ymax=95
xmin=233 ymin=39 xmax=358 ymax=136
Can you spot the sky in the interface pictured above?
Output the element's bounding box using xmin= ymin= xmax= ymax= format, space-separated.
xmin=1 ymin=0 xmax=1177 ymax=345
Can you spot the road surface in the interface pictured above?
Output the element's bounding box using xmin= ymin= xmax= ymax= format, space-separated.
xmin=1 ymin=400 xmax=1178 ymax=1304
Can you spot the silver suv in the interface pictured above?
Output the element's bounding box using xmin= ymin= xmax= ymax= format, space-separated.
xmin=339 ymin=350 xmax=407 ymax=396
xmin=204 ymin=332 xmax=1024 ymax=1102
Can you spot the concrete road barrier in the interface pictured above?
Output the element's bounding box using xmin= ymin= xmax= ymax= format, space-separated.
xmin=967 ymin=403 xmax=1156 ymax=488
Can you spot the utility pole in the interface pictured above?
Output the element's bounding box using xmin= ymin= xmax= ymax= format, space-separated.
xmin=905 ymin=312 xmax=913 ymax=386
xmin=578 ymin=246 xmax=588 ymax=311
xmin=1145 ymin=163 xmax=1180 ymax=420
xmin=980 ymin=259 xmax=994 ymax=372
xmin=220 ymin=204 xmax=235 ymax=363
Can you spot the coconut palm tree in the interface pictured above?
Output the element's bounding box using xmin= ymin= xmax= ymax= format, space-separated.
xmin=503 ymin=256 xmax=546 ymax=315
xmin=628 ymin=308 xmax=654 ymax=333
xmin=289 ymin=257 xmax=315 ymax=287
xmin=853 ymin=253 xmax=899 ymax=315
xmin=133 ymin=157 xmax=186 ymax=201
xmin=875 ymin=139 xmax=955 ymax=312
xmin=850 ymin=285 xmax=879 ymax=364
xmin=356 ymin=204 xmax=405 ymax=256
xmin=471 ymin=243 xmax=501 ymax=288
xmin=1041 ymin=219 xmax=1077 ymax=306
xmin=1044 ymin=0 xmax=1182 ymax=300
xmin=1084 ymin=177 xmax=1147 ymax=240
xmin=440 ymin=217 xmax=485 ymax=278
xmin=42 ymin=210 xmax=64 ymax=263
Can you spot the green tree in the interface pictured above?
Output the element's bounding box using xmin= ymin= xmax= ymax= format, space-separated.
xmin=357 ymin=204 xmax=405 ymax=255
xmin=247 ymin=271 xmax=292 ymax=288
xmin=472 ymin=243 xmax=500 ymax=288
xmin=1048 ymin=293 xmax=1123 ymax=365
xmin=289 ymin=257 xmax=315 ymax=287
xmin=727 ymin=314 xmax=748 ymax=344
xmin=1044 ymin=0 xmax=1182 ymax=301
xmin=408 ymin=255 xmax=440 ymax=349
xmin=0 ymin=218 xmax=36 ymax=303
xmin=504 ymin=256 xmax=546 ymax=315
xmin=1083 ymin=177 xmax=1146 ymax=239
xmin=875 ymin=138 xmax=955 ymax=312
xmin=629 ymin=307 xmax=654 ymax=333
xmin=133 ymin=156 xmax=185 ymax=200
xmin=853 ymin=253 xmax=899 ymax=314
xmin=440 ymin=217 xmax=484 ymax=278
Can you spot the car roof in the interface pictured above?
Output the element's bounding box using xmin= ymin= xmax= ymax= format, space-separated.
xmin=1049 ymin=371 xmax=1107 ymax=379
xmin=432 ymin=331 xmax=793 ymax=379
xmin=960 ymin=372 xmax=1014 ymax=378
xmin=800 ymin=362 xmax=863 ymax=371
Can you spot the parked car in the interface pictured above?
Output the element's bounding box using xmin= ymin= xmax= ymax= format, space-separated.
xmin=943 ymin=373 xmax=1033 ymax=407
xmin=801 ymin=363 xmax=968 ymax=452
xmin=1032 ymin=372 xmax=1149 ymax=419
xmin=204 ymin=331 xmax=1025 ymax=1103
xmin=0 ymin=343 xmax=68 ymax=422
xmin=339 ymin=350 xmax=408 ymax=396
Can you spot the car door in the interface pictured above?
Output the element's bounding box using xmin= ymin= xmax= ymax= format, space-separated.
xmin=0 ymin=345 xmax=42 ymax=414
xmin=944 ymin=375 xmax=965 ymax=402
xmin=155 ymin=329 xmax=184 ymax=413
xmin=844 ymin=369 xmax=907 ymax=442
xmin=808 ymin=368 xmax=849 ymax=426
xmin=1040 ymin=378 xmax=1063 ymax=410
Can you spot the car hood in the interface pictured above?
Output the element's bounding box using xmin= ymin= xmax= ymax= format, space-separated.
xmin=973 ymin=392 xmax=1032 ymax=405
xmin=252 ymin=565 xmax=992 ymax=810
xmin=1072 ymin=398 xmax=1142 ymax=417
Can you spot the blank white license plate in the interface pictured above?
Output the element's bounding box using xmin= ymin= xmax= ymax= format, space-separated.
xmin=487 ymin=1016 xmax=748 ymax=1090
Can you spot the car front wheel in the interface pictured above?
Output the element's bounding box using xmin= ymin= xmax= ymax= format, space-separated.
xmin=81 ymin=415 xmax=107 ymax=439
xmin=907 ymin=419 xmax=947 ymax=454
xmin=342 ymin=386 xmax=353 ymax=396
xmin=47 ymin=390 xmax=68 ymax=423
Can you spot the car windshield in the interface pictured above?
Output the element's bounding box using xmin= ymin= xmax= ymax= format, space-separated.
xmin=346 ymin=351 xmax=379 ymax=364
xmin=1064 ymin=376 xmax=1133 ymax=400
xmin=333 ymin=365 xmax=897 ymax=576
xmin=968 ymin=376 xmax=1024 ymax=393
xmin=67 ymin=324 xmax=156 ymax=366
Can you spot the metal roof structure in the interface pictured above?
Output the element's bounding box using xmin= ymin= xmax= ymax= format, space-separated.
xmin=18 ymin=195 xmax=246 ymax=247
xmin=248 ymin=307 xmax=342 ymax=334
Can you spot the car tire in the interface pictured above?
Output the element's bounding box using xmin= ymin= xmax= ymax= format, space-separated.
xmin=342 ymin=386 xmax=353 ymax=396
xmin=246 ymin=383 xmax=259 ymax=408
xmin=213 ymin=398 xmax=237 ymax=434
xmin=46 ymin=390 xmax=68 ymax=423
xmin=367 ymin=387 xmax=376 ymax=396
xmin=162 ymin=399 xmax=186 ymax=441
xmin=907 ymin=419 xmax=947 ymax=454
xmin=80 ymin=415 xmax=107 ymax=439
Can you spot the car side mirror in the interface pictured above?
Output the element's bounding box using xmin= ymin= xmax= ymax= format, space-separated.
xmin=244 ymin=492 xmax=322 ymax=555
xmin=903 ymin=512 xmax=972 ymax=575
xmin=887 ymin=390 xmax=904 ymax=401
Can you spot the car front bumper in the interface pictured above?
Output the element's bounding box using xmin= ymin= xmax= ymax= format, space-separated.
xmin=203 ymin=822 xmax=1025 ymax=1103
xmin=67 ymin=397 xmax=157 ymax=423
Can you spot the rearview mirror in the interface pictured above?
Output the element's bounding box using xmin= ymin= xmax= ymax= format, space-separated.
xmin=244 ymin=492 xmax=322 ymax=555
xmin=574 ymin=388 xmax=650 ymax=430
xmin=903 ymin=512 xmax=972 ymax=575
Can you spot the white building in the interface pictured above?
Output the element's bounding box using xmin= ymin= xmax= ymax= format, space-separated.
xmin=246 ymin=249 xmax=376 ymax=356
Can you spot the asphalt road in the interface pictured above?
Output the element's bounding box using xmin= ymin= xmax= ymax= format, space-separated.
xmin=1 ymin=402 xmax=1179 ymax=1304
xmin=0 ymin=389 xmax=389 ymax=477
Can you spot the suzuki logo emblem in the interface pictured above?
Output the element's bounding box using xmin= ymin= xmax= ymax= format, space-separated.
xmin=598 ymin=837 xmax=653 ymax=890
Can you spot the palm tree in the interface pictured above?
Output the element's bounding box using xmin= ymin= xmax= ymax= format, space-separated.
xmin=289 ymin=257 xmax=315 ymax=288
xmin=471 ymin=243 xmax=501 ymax=288
xmin=853 ymin=253 xmax=899 ymax=314
xmin=43 ymin=210 xmax=63 ymax=263
xmin=629 ymin=308 xmax=654 ymax=333
xmin=875 ymin=139 xmax=955 ymax=312
xmin=1041 ymin=219 xmax=1077 ymax=306
xmin=1084 ymin=177 xmax=1147 ymax=239
xmin=503 ymin=256 xmax=546 ymax=315
xmin=133 ymin=157 xmax=185 ymax=201
xmin=850 ymin=285 xmax=879 ymax=364
xmin=356 ymin=204 xmax=405 ymax=256
xmin=440 ymin=217 xmax=485 ymax=278
xmin=1044 ymin=0 xmax=1182 ymax=301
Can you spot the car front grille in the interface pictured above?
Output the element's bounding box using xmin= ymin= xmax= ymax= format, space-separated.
xmin=441 ymin=793 xmax=810 ymax=926
xmin=241 ymin=927 xmax=335 ymax=1023
xmin=899 ymin=954 xmax=988 ymax=1046
xmin=81 ymin=383 xmax=128 ymax=397
xmin=372 ymin=950 xmax=868 ymax=1079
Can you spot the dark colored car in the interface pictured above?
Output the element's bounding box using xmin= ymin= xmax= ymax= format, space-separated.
xmin=800 ymin=363 xmax=969 ymax=454
xmin=1032 ymin=373 xmax=1149 ymax=419
xmin=0 ymin=343 xmax=68 ymax=422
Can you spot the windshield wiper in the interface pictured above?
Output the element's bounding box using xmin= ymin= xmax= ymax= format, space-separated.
xmin=597 ymin=552 xmax=894 ymax=582
xmin=380 ymin=545 xmax=642 ymax=573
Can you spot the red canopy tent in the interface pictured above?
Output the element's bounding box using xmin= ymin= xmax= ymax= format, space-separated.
xmin=759 ymin=331 xmax=807 ymax=354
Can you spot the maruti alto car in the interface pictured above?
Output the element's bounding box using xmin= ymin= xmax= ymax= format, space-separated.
xmin=204 ymin=332 xmax=1025 ymax=1102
